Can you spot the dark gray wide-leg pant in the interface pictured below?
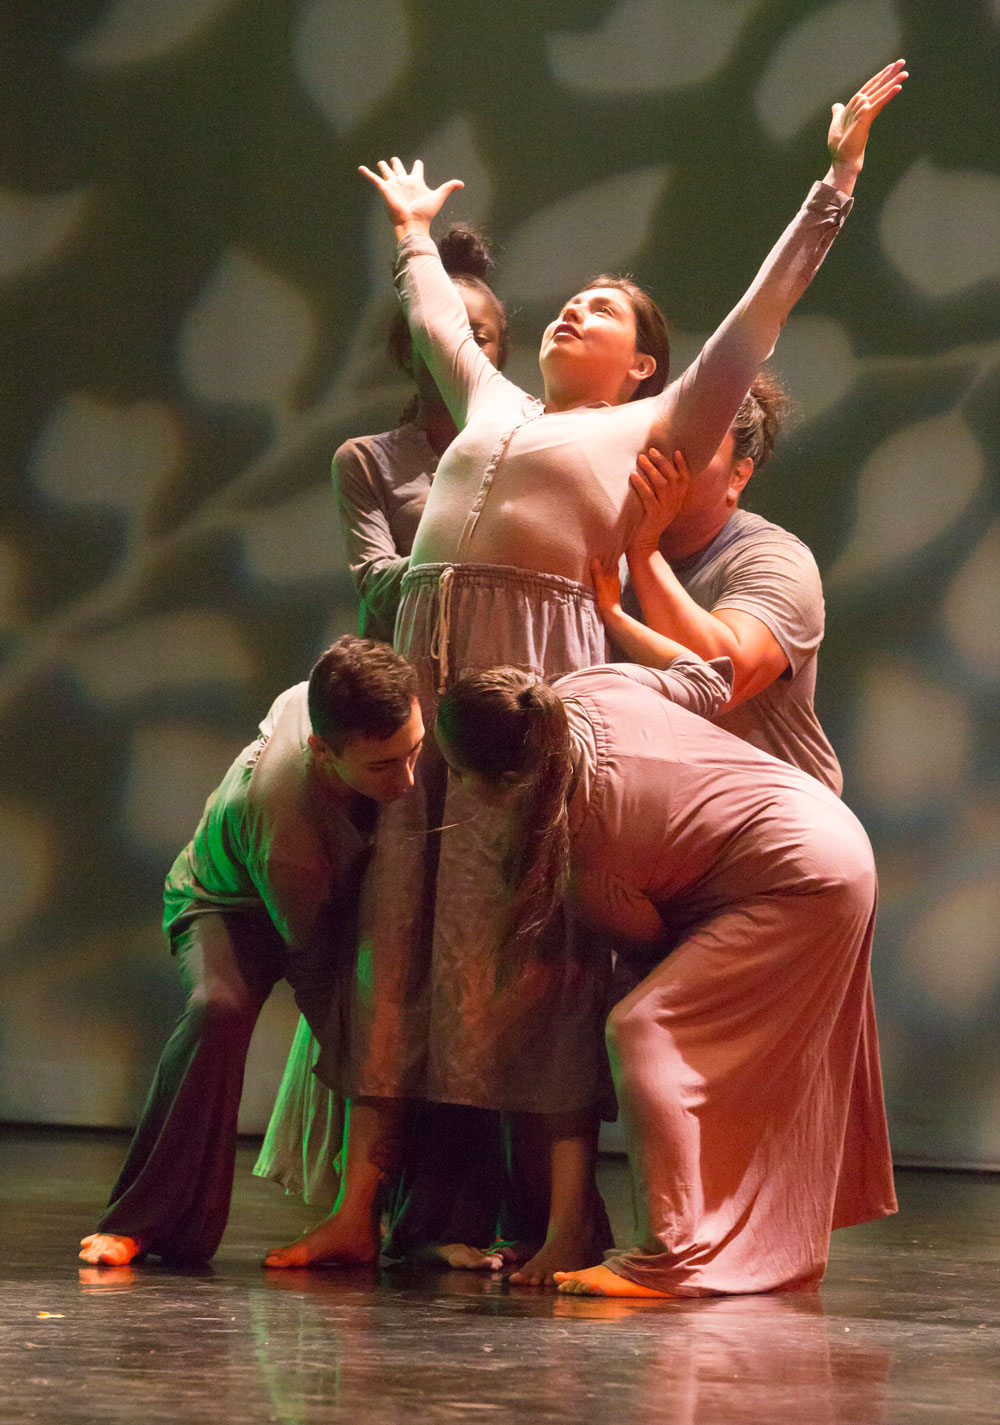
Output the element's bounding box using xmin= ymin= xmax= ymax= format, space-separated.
xmin=98 ymin=911 xmax=287 ymax=1262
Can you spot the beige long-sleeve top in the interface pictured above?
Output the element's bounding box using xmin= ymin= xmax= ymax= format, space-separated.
xmin=396 ymin=182 xmax=852 ymax=585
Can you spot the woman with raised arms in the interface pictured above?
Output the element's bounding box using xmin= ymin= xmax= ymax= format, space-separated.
xmin=264 ymin=62 xmax=906 ymax=1283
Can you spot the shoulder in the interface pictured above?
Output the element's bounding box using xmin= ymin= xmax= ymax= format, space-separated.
xmin=725 ymin=508 xmax=807 ymax=548
xmin=251 ymin=683 xmax=311 ymax=777
xmin=334 ymin=428 xmax=398 ymax=472
xmin=258 ymin=681 xmax=309 ymax=738
xmin=334 ymin=425 xmax=432 ymax=487
xmin=707 ymin=510 xmax=819 ymax=576
xmin=555 ymin=664 xmax=646 ymax=702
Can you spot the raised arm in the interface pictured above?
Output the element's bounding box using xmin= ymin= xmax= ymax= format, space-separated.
xmin=361 ymin=157 xmax=511 ymax=427
xmin=823 ymin=60 xmax=908 ymax=197
xmin=359 ymin=156 xmax=464 ymax=243
xmin=662 ymin=61 xmax=907 ymax=473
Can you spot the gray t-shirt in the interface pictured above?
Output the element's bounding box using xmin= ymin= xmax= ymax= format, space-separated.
xmin=623 ymin=508 xmax=842 ymax=793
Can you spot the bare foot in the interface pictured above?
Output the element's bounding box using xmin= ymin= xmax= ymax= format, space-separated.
xmin=481 ymin=1239 xmax=541 ymax=1268
xmin=79 ymin=1233 xmax=143 ymax=1267
xmin=263 ymin=1211 xmax=378 ymax=1269
xmin=406 ymin=1242 xmax=504 ymax=1271
xmin=554 ymin=1264 xmax=671 ymax=1298
xmin=509 ymin=1230 xmax=602 ymax=1287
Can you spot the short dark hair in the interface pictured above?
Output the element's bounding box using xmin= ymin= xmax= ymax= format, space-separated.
xmin=307 ymin=636 xmax=418 ymax=751
xmin=731 ymin=369 xmax=789 ymax=470
xmin=583 ymin=273 xmax=670 ymax=399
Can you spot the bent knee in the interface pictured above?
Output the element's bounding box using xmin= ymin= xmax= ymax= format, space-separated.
xmin=184 ymin=987 xmax=261 ymax=1041
xmin=606 ymin=995 xmax=660 ymax=1059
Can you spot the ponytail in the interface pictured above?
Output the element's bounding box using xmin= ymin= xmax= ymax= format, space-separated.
xmin=437 ymin=669 xmax=573 ymax=952
xmin=502 ymin=682 xmax=573 ymax=948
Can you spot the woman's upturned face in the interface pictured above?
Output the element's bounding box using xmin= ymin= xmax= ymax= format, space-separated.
xmin=538 ymin=286 xmax=642 ymax=395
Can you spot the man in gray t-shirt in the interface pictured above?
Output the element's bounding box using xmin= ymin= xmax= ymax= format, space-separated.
xmin=610 ymin=375 xmax=842 ymax=793
xmin=647 ymin=506 xmax=840 ymax=791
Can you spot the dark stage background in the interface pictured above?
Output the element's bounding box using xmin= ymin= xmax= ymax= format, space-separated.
xmin=1 ymin=0 xmax=997 ymax=1166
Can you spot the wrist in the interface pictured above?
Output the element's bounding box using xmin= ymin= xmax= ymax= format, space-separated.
xmin=628 ymin=535 xmax=659 ymax=556
xmin=626 ymin=541 xmax=662 ymax=574
xmin=825 ymin=157 xmax=862 ymax=195
xmin=598 ymin=601 xmax=626 ymax=628
xmin=394 ymin=219 xmax=432 ymax=242
xmin=629 ymin=536 xmax=661 ymax=555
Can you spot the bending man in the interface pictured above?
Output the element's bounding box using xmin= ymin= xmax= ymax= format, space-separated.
xmin=80 ymin=637 xmax=423 ymax=1267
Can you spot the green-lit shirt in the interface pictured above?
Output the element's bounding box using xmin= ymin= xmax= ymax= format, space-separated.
xmin=163 ymin=682 xmax=374 ymax=1032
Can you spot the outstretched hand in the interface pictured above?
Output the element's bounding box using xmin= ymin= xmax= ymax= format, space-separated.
xmin=826 ymin=60 xmax=908 ymax=192
xmin=359 ymin=156 xmax=464 ymax=240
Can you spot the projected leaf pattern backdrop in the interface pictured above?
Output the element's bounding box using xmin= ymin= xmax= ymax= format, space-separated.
xmin=2 ymin=0 xmax=998 ymax=1164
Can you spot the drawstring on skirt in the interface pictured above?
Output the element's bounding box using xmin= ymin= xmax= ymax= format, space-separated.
xmin=429 ymin=565 xmax=455 ymax=694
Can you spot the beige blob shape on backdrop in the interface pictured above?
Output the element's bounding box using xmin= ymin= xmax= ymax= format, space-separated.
xmin=880 ymin=161 xmax=1000 ymax=299
xmin=30 ymin=394 xmax=182 ymax=539
xmin=0 ymin=803 xmax=53 ymax=945
xmin=70 ymin=0 xmax=242 ymax=68
xmin=68 ymin=610 xmax=254 ymax=706
xmin=238 ymin=485 xmax=340 ymax=585
xmin=0 ymin=188 xmax=91 ymax=281
xmin=905 ymin=872 xmax=1000 ymax=1020
xmin=754 ymin=0 xmax=901 ymax=142
xmin=548 ymin=0 xmax=757 ymax=94
xmin=767 ymin=315 xmax=856 ymax=425
xmin=295 ymin=0 xmax=411 ymax=132
xmin=124 ymin=721 xmax=246 ymax=856
xmin=829 ymin=411 xmax=984 ymax=586
xmin=498 ymin=166 xmax=672 ymax=307
xmin=853 ymin=661 xmax=971 ymax=811
xmin=942 ymin=521 xmax=1000 ymax=684
xmin=178 ymin=249 xmax=318 ymax=423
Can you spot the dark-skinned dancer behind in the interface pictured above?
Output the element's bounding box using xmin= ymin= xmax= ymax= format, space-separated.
xmin=605 ymin=370 xmax=842 ymax=790
xmin=264 ymin=62 xmax=907 ymax=1284
xmin=433 ymin=654 xmax=895 ymax=1298
xmin=79 ymin=638 xmax=423 ymax=1268
xmin=255 ymin=227 xmax=523 ymax=1266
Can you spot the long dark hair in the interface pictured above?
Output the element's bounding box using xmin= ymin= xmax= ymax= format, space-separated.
xmin=437 ymin=668 xmax=574 ymax=949
xmin=389 ymin=223 xmax=509 ymax=419
xmin=583 ymin=273 xmax=670 ymax=399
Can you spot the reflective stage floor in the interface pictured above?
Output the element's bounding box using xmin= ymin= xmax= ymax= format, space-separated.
xmin=2 ymin=1127 xmax=997 ymax=1424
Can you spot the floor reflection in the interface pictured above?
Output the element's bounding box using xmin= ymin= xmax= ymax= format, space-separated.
xmin=2 ymin=1133 xmax=995 ymax=1425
